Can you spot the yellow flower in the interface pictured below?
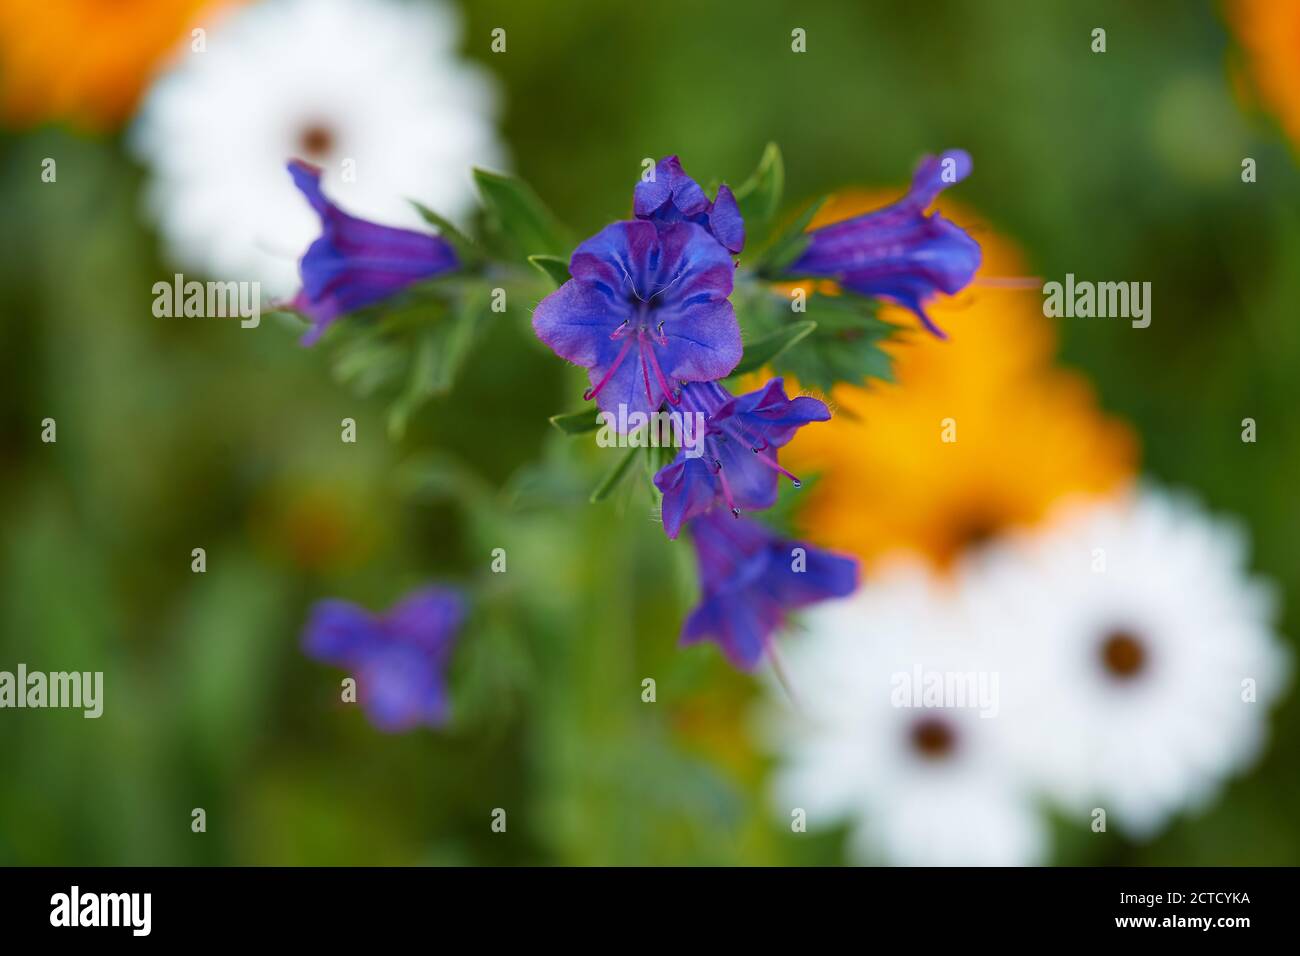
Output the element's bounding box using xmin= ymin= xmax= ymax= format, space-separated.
xmin=1226 ymin=0 xmax=1300 ymax=149
xmin=783 ymin=191 xmax=1138 ymax=571
xmin=0 ymin=0 xmax=237 ymax=131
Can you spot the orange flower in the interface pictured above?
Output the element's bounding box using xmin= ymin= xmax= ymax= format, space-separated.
xmin=0 ymin=0 xmax=238 ymax=131
xmin=1226 ymin=0 xmax=1300 ymax=148
xmin=783 ymin=192 xmax=1138 ymax=571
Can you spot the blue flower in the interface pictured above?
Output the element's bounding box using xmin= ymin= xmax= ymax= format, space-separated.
xmin=634 ymin=155 xmax=744 ymax=253
xmin=288 ymin=160 xmax=459 ymax=345
xmin=683 ymin=510 xmax=858 ymax=669
xmin=653 ymin=378 xmax=829 ymax=539
xmin=302 ymin=585 xmax=465 ymax=732
xmin=532 ymin=219 xmax=742 ymax=422
xmin=787 ymin=149 xmax=981 ymax=338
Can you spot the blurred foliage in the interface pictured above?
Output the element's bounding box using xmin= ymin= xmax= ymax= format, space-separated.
xmin=1 ymin=0 xmax=1298 ymax=865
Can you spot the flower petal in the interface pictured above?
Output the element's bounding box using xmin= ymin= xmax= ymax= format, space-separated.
xmin=384 ymin=586 xmax=465 ymax=657
xmin=357 ymin=645 xmax=449 ymax=732
xmin=713 ymin=433 xmax=780 ymax=512
xmin=655 ymin=456 xmax=720 ymax=539
xmin=288 ymin=160 xmax=458 ymax=342
xmin=569 ymin=219 xmax=660 ymax=298
xmin=532 ymin=279 xmax=633 ymax=368
xmin=907 ymin=148 xmax=973 ymax=210
xmin=681 ymin=593 xmax=771 ymax=669
xmin=302 ymin=599 xmax=380 ymax=666
xmin=681 ymin=512 xmax=859 ymax=670
xmin=762 ymin=543 xmax=859 ymax=607
xmin=634 ymin=155 xmax=709 ymax=220
xmin=715 ymin=377 xmax=831 ymax=448
xmin=708 ymin=184 xmax=745 ymax=254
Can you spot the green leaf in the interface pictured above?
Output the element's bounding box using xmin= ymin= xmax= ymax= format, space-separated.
xmin=549 ymin=408 xmax=603 ymax=435
xmin=755 ymin=196 xmax=828 ymax=276
xmin=771 ymin=294 xmax=896 ymax=392
xmin=733 ymin=142 xmax=784 ymax=233
xmin=589 ymin=446 xmax=641 ymax=503
xmin=331 ymin=332 xmax=407 ymax=397
xmin=410 ymin=201 xmax=479 ymax=263
xmin=264 ymin=307 xmax=308 ymax=331
xmin=385 ymin=293 xmax=486 ymax=440
xmin=472 ymin=167 xmax=573 ymax=260
xmin=528 ymin=254 xmax=571 ymax=288
xmin=387 ymin=327 xmax=440 ymax=440
xmin=731 ymin=319 xmax=817 ymax=376
xmin=430 ymin=296 xmax=483 ymax=392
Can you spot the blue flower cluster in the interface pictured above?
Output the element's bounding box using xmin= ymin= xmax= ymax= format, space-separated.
xmin=532 ymin=157 xmax=878 ymax=669
xmin=287 ymin=148 xmax=981 ymax=724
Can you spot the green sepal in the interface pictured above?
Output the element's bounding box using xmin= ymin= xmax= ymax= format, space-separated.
xmin=548 ymin=408 xmax=603 ymax=435
xmin=528 ymin=254 xmax=571 ymax=288
xmin=772 ymin=293 xmax=896 ymax=392
xmin=754 ymin=196 xmax=828 ymax=277
xmin=733 ymin=142 xmax=785 ymax=234
xmin=589 ymin=446 xmax=641 ymax=503
xmin=410 ymin=201 xmax=481 ymax=265
xmin=730 ymin=320 xmax=817 ymax=377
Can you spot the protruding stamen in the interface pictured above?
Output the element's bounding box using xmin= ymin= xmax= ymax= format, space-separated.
xmin=584 ymin=335 xmax=635 ymax=402
xmin=712 ymin=458 xmax=740 ymax=516
xmin=641 ymin=336 xmax=680 ymax=406
xmin=753 ymin=450 xmax=801 ymax=486
xmin=639 ymin=344 xmax=655 ymax=410
xmin=609 ymin=319 xmax=630 ymax=339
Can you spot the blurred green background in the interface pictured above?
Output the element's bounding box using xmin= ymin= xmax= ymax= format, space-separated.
xmin=1 ymin=0 xmax=1298 ymax=865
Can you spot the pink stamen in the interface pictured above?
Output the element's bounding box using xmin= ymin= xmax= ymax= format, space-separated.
xmin=642 ymin=336 xmax=680 ymax=406
xmin=584 ymin=334 xmax=636 ymax=402
xmin=712 ymin=458 xmax=741 ymax=517
xmin=752 ymin=450 xmax=802 ymax=487
xmin=763 ymin=631 xmax=801 ymax=707
xmin=638 ymin=332 xmax=657 ymax=410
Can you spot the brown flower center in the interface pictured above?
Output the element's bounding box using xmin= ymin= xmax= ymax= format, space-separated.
xmin=297 ymin=123 xmax=336 ymax=159
xmin=910 ymin=716 xmax=957 ymax=760
xmin=1100 ymin=629 xmax=1146 ymax=680
xmin=947 ymin=505 xmax=1005 ymax=561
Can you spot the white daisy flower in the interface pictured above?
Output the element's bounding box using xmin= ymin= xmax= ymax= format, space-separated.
xmin=130 ymin=0 xmax=505 ymax=296
xmin=962 ymin=488 xmax=1291 ymax=839
xmin=761 ymin=562 xmax=1047 ymax=866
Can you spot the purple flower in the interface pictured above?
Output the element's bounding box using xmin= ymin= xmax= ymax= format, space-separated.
xmin=302 ymin=585 xmax=465 ymax=732
xmin=683 ymin=510 xmax=858 ymax=669
xmin=287 ymin=160 xmax=459 ymax=345
xmin=634 ymin=155 xmax=744 ymax=254
xmin=532 ymin=219 xmax=742 ymax=421
xmin=788 ymin=149 xmax=981 ymax=338
xmin=653 ymin=378 xmax=829 ymax=539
